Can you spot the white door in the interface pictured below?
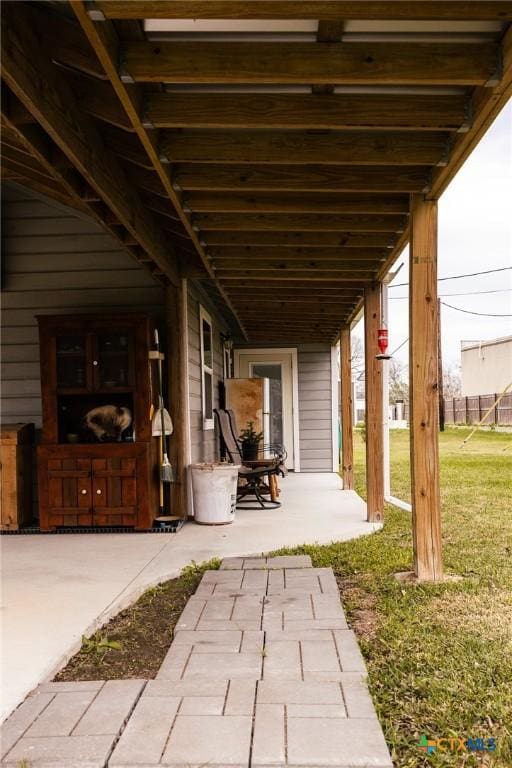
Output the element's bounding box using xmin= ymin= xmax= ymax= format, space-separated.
xmin=235 ymin=350 xmax=298 ymax=469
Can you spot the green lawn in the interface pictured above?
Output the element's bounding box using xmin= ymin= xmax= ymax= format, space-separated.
xmin=271 ymin=428 xmax=512 ymax=767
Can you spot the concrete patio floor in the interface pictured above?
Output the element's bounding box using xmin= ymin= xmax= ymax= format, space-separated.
xmin=1 ymin=473 xmax=378 ymax=723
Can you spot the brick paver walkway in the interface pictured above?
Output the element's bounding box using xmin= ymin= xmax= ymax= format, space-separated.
xmin=1 ymin=556 xmax=392 ymax=767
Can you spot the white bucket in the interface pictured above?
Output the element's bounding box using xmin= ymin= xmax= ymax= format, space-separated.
xmin=190 ymin=463 xmax=240 ymax=525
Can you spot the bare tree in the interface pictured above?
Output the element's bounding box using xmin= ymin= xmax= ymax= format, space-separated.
xmin=389 ymin=358 xmax=409 ymax=404
xmin=443 ymin=364 xmax=462 ymax=398
xmin=351 ymin=336 xmax=364 ymax=377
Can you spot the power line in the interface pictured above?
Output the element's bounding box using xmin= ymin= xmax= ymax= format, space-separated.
xmin=389 ymin=338 xmax=409 ymax=356
xmin=390 ymin=266 xmax=512 ymax=288
xmin=390 ymin=288 xmax=512 ymax=300
xmin=440 ymin=301 xmax=512 ymax=318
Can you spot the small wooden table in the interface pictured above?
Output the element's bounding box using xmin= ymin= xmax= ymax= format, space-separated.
xmin=243 ymin=459 xmax=281 ymax=502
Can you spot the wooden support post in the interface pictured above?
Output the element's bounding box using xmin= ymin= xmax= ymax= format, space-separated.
xmin=166 ymin=282 xmax=188 ymax=518
xmin=364 ymin=282 xmax=384 ymax=522
xmin=340 ymin=327 xmax=354 ymax=490
xmin=409 ymin=194 xmax=443 ymax=581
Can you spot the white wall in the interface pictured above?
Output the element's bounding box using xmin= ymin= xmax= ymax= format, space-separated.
xmin=461 ymin=337 xmax=512 ymax=396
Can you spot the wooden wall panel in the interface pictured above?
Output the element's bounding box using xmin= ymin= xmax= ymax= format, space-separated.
xmin=279 ymin=344 xmax=332 ymax=472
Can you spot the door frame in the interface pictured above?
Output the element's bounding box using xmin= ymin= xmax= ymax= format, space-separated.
xmin=234 ymin=347 xmax=301 ymax=472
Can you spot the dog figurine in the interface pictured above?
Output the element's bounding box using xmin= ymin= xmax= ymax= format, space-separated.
xmin=83 ymin=405 xmax=132 ymax=442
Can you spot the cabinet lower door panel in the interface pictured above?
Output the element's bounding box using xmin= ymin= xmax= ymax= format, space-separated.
xmin=47 ymin=458 xmax=92 ymax=527
xmin=39 ymin=446 xmax=153 ymax=530
xmin=92 ymin=458 xmax=137 ymax=526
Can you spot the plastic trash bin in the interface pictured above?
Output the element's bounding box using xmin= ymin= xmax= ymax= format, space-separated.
xmin=190 ymin=462 xmax=240 ymax=525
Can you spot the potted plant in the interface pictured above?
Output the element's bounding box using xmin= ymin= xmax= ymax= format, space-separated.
xmin=239 ymin=421 xmax=263 ymax=461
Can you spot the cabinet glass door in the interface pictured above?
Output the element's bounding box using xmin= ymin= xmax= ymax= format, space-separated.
xmin=56 ymin=335 xmax=88 ymax=389
xmin=96 ymin=332 xmax=132 ymax=389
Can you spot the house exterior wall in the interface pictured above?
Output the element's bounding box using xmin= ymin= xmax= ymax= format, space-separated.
xmin=297 ymin=344 xmax=335 ymax=472
xmin=461 ymin=337 xmax=512 ymax=397
xmin=1 ymin=184 xmax=165 ymax=428
xmin=187 ymin=282 xmax=228 ymax=464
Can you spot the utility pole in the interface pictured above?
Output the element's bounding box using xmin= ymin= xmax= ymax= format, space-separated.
xmin=438 ymin=299 xmax=445 ymax=431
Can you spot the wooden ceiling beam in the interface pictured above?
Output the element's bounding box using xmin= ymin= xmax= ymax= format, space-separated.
xmin=161 ymin=130 xmax=449 ymax=166
xmin=175 ymin=164 xmax=431 ymax=192
xmin=184 ymin=192 xmax=410 ymax=215
xmin=212 ymin=253 xmax=385 ymax=265
xmin=238 ymin=318 xmax=350 ymax=326
xmin=122 ymin=41 xmax=498 ymax=86
xmin=71 ymin=0 xmax=248 ymax=340
xmin=209 ymin=247 xmax=388 ymax=260
xmin=147 ymin=92 xmax=468 ymax=131
xmin=1 ymin=3 xmax=179 ymax=286
xmin=96 ymin=2 xmax=512 ymax=21
xmin=196 ymin=214 xmax=406 ymax=232
xmin=203 ymin=232 xmax=399 ymax=248
xmin=222 ymin=276 xmax=367 ymax=296
xmin=238 ymin=305 xmax=353 ymax=314
xmin=226 ymin=291 xmax=362 ymax=301
xmin=211 ymin=260 xmax=379 ymax=272
xmin=214 ymin=270 xmax=372 ymax=281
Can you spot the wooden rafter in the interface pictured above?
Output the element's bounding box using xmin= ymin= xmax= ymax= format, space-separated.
xmin=212 ymin=270 xmax=371 ymax=282
xmin=174 ymin=165 xmax=432 ymax=193
xmin=160 ymin=130 xmax=449 ymax=166
xmin=70 ymin=0 xmax=248 ymax=340
xmin=95 ymin=2 xmax=512 ymax=22
xmin=148 ymin=92 xmax=468 ymax=131
xmin=195 ymin=214 xmax=406 ymax=232
xmin=183 ymin=193 xmax=410 ymax=215
xmin=1 ymin=2 xmax=180 ymax=286
xmin=202 ymin=232 xmax=398 ymax=247
xmin=122 ymin=41 xmax=498 ymax=86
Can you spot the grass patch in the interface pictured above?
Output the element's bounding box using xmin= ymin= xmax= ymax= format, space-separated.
xmin=55 ymin=559 xmax=220 ymax=682
xmin=269 ymin=428 xmax=512 ymax=767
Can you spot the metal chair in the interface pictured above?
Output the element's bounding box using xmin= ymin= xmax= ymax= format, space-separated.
xmin=214 ymin=409 xmax=283 ymax=509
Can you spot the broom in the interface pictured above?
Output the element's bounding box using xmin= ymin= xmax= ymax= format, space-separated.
xmin=154 ymin=329 xmax=174 ymax=483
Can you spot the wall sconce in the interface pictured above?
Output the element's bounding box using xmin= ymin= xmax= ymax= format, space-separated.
xmin=221 ymin=333 xmax=234 ymax=351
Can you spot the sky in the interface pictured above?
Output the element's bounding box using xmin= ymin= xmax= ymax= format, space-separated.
xmin=353 ymin=99 xmax=512 ymax=372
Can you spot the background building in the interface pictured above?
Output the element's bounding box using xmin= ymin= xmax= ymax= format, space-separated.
xmin=461 ymin=336 xmax=512 ymax=396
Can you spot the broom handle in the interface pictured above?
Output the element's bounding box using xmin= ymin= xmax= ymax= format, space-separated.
xmin=155 ymin=330 xmax=167 ymax=457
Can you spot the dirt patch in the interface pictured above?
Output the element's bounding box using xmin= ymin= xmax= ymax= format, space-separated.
xmin=336 ymin=574 xmax=379 ymax=642
xmin=428 ymin=589 xmax=512 ymax=645
xmin=55 ymin=564 xmax=212 ymax=682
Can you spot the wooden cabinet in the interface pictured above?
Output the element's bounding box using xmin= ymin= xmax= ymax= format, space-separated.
xmin=36 ymin=314 xmax=157 ymax=530
xmin=1 ymin=423 xmax=35 ymax=530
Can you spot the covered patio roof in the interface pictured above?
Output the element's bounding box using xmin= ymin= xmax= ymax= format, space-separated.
xmin=2 ymin=1 xmax=511 ymax=343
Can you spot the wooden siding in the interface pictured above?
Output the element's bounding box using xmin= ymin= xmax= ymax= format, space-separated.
xmin=187 ymin=282 xmax=227 ymax=463
xmin=1 ymin=184 xmax=165 ymax=428
xmin=298 ymin=344 xmax=334 ymax=472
